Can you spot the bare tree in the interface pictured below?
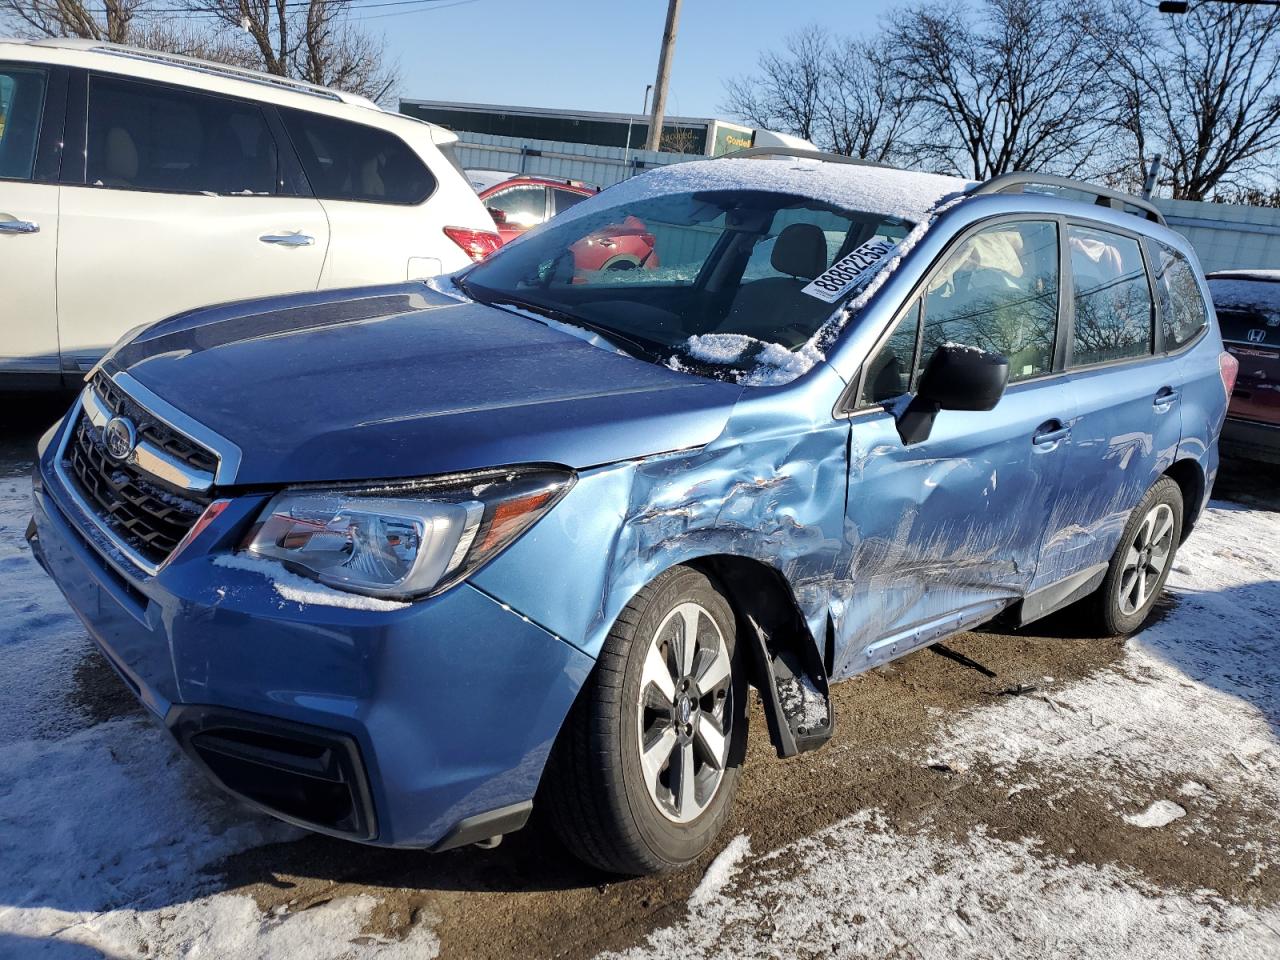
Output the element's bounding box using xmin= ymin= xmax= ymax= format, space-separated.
xmin=886 ymin=0 xmax=1112 ymax=179
xmin=722 ymin=29 xmax=829 ymax=146
xmin=722 ymin=26 xmax=916 ymax=162
xmin=1 ymin=0 xmax=399 ymax=104
xmin=179 ymin=0 xmax=399 ymax=102
xmin=819 ymin=36 xmax=918 ymax=163
xmin=1097 ymin=1 xmax=1280 ymax=201
xmin=0 ymin=0 xmax=143 ymax=42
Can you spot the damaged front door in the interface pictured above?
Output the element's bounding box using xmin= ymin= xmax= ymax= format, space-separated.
xmin=831 ymin=218 xmax=1074 ymax=678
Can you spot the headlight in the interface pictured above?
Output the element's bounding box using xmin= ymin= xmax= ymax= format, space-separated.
xmin=241 ymin=466 xmax=574 ymax=600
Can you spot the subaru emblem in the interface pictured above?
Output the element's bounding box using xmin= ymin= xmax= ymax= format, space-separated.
xmin=103 ymin=415 xmax=137 ymax=461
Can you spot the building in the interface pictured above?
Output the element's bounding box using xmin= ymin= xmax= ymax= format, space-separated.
xmin=399 ymin=99 xmax=761 ymax=157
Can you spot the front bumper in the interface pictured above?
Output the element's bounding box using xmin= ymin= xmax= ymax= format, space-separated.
xmin=1221 ymin=416 xmax=1280 ymax=465
xmin=29 ymin=423 xmax=594 ymax=849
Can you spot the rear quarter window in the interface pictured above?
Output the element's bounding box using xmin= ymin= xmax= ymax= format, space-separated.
xmin=281 ymin=109 xmax=435 ymax=205
xmin=1153 ymin=244 xmax=1208 ymax=350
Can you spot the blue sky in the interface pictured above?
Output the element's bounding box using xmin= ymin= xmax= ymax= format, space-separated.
xmin=377 ymin=0 xmax=899 ymax=118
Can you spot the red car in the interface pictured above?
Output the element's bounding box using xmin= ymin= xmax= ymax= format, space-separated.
xmin=1208 ymin=270 xmax=1280 ymax=463
xmin=468 ymin=171 xmax=658 ymax=273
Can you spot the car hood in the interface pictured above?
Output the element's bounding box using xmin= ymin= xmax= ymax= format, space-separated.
xmin=110 ymin=283 xmax=743 ymax=486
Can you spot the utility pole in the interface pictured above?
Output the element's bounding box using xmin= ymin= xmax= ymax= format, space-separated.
xmin=644 ymin=0 xmax=683 ymax=153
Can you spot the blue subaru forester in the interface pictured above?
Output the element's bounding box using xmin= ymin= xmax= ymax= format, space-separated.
xmin=29 ymin=150 xmax=1234 ymax=875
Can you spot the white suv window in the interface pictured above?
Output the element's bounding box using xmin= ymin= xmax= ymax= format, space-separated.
xmin=0 ymin=67 xmax=46 ymax=181
xmin=87 ymin=75 xmax=278 ymax=195
xmin=280 ymin=108 xmax=435 ymax=205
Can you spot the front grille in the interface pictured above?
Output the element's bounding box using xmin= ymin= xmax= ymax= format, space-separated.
xmin=63 ymin=381 xmax=216 ymax=566
xmin=94 ymin=374 xmax=219 ymax=475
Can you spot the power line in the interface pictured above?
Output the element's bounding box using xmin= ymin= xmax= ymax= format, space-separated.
xmin=82 ymin=0 xmax=473 ymax=18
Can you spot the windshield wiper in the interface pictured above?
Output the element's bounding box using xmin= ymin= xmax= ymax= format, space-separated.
xmin=467 ymin=286 xmax=665 ymax=364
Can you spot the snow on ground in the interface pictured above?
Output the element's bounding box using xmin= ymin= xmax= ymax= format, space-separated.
xmin=0 ymin=474 xmax=437 ymax=959
xmin=618 ymin=500 xmax=1280 ymax=959
xmin=932 ymin=500 xmax=1280 ymax=821
xmin=609 ymin=812 xmax=1280 ymax=960
xmin=2 ymin=451 xmax=1277 ymax=959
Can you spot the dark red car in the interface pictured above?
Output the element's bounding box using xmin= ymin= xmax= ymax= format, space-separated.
xmin=468 ymin=171 xmax=659 ymax=273
xmin=1208 ymin=270 xmax=1280 ymax=463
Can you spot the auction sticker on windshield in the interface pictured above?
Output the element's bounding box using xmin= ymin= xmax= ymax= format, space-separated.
xmin=801 ymin=236 xmax=900 ymax=303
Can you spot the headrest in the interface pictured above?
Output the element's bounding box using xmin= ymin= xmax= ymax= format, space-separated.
xmin=771 ymin=222 xmax=828 ymax=280
xmin=105 ymin=127 xmax=138 ymax=181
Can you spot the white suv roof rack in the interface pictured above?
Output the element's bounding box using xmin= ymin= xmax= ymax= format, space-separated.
xmin=24 ymin=38 xmax=379 ymax=109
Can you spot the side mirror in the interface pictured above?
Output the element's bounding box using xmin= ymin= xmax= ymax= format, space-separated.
xmin=894 ymin=344 xmax=1009 ymax=445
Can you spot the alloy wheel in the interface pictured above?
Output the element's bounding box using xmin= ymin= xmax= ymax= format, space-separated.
xmin=635 ymin=601 xmax=734 ymax=824
xmin=1118 ymin=502 xmax=1176 ymax=616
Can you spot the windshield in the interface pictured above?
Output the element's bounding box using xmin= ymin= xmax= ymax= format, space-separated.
xmin=461 ymin=189 xmax=912 ymax=379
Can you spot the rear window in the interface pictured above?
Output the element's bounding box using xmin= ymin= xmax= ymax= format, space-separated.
xmin=281 ymin=109 xmax=435 ymax=205
xmin=1208 ymin=277 xmax=1280 ymax=348
xmin=1152 ymin=244 xmax=1207 ymax=350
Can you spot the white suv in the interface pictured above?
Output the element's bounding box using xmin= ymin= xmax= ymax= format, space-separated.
xmin=0 ymin=38 xmax=499 ymax=389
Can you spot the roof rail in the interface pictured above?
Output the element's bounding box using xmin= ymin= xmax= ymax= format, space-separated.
xmin=91 ymin=45 xmax=353 ymax=104
xmin=971 ymin=172 xmax=1166 ymax=226
xmin=30 ymin=40 xmax=377 ymax=107
xmin=723 ymin=146 xmax=893 ymax=170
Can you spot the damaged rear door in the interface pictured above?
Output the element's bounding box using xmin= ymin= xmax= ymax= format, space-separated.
xmin=831 ymin=218 xmax=1074 ymax=677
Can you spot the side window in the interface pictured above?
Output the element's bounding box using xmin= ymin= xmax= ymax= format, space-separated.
xmin=1068 ymin=225 xmax=1154 ymax=366
xmin=0 ymin=67 xmax=46 ymax=181
xmin=553 ymin=188 xmax=588 ymax=215
xmin=1152 ymin=243 xmax=1207 ymax=350
xmin=87 ymin=76 xmax=278 ymax=195
xmin=918 ymin=220 xmax=1060 ymax=382
xmin=487 ymin=185 xmax=548 ymax=227
xmin=858 ymin=300 xmax=920 ymax=406
xmin=280 ymin=109 xmax=435 ymax=205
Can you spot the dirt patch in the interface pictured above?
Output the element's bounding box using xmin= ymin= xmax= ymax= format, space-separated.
xmin=68 ymin=648 xmax=146 ymax=727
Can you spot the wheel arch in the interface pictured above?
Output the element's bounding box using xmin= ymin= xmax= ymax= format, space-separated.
xmin=1164 ymin=457 xmax=1205 ymax=542
xmin=688 ymin=554 xmax=834 ymax=758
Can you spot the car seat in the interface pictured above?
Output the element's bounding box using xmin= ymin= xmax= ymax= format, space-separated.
xmin=718 ymin=222 xmax=832 ymax=343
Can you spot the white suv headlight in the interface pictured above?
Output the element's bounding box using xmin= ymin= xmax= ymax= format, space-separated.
xmin=241 ymin=466 xmax=574 ymax=600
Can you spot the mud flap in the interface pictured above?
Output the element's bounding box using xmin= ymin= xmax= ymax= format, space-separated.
xmin=742 ymin=613 xmax=833 ymax=758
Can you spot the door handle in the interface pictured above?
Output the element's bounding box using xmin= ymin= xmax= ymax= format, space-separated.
xmin=1154 ymin=386 xmax=1179 ymax=408
xmin=259 ymin=233 xmax=314 ymax=247
xmin=0 ymin=218 xmax=39 ymax=234
xmin=1032 ymin=421 xmax=1071 ymax=446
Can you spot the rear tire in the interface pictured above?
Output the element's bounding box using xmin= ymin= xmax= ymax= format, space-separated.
xmin=1083 ymin=476 xmax=1184 ymax=636
xmin=545 ymin=566 xmax=748 ymax=875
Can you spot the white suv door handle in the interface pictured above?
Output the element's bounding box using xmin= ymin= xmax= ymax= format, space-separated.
xmin=0 ymin=218 xmax=39 ymax=234
xmin=259 ymin=233 xmax=314 ymax=247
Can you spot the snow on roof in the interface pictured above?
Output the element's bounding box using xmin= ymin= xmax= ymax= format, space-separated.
xmin=599 ymin=155 xmax=972 ymax=225
xmin=1207 ymin=275 xmax=1280 ymax=316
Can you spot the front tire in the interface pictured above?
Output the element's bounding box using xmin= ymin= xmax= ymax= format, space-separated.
xmin=545 ymin=566 xmax=748 ymax=875
xmin=1085 ymin=476 xmax=1184 ymax=635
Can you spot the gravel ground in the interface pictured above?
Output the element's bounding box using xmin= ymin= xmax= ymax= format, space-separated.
xmin=2 ymin=393 xmax=1278 ymax=959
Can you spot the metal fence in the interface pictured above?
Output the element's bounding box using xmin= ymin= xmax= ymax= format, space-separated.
xmin=452 ymin=132 xmax=1280 ymax=273
xmin=450 ymin=132 xmax=686 ymax=189
xmin=1152 ymin=198 xmax=1280 ymax=274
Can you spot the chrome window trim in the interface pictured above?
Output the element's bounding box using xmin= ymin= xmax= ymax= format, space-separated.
xmin=112 ymin=371 xmax=242 ymax=484
xmin=82 ymin=387 xmax=214 ymax=493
